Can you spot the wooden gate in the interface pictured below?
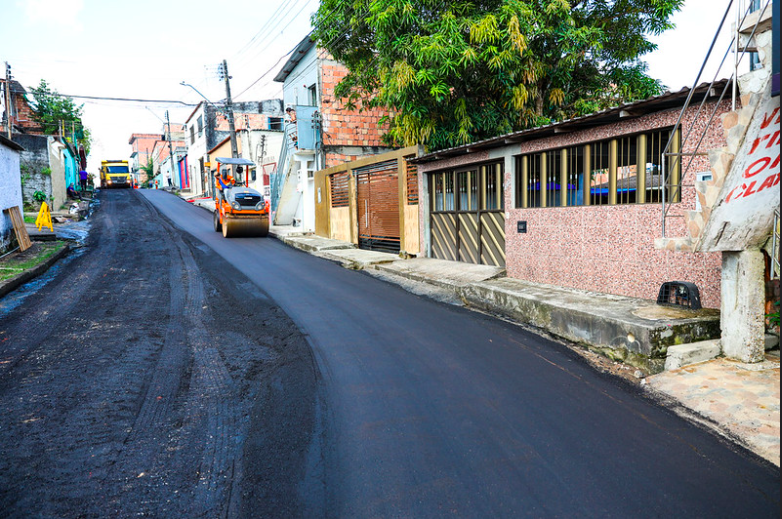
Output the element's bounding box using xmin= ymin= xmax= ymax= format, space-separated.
xmin=356 ymin=160 xmax=400 ymax=253
xmin=429 ymin=162 xmax=505 ymax=267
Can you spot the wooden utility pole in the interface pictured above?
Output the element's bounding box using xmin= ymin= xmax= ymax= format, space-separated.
xmin=220 ymin=59 xmax=239 ymax=159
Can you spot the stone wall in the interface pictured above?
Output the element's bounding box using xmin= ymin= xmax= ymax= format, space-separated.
xmin=14 ymin=134 xmax=53 ymax=206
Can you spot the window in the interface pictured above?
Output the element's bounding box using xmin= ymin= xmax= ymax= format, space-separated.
xmin=406 ymin=161 xmax=419 ymax=205
xmin=616 ymin=136 xmax=637 ymax=205
xmin=330 ymin=172 xmax=349 ymax=208
xmin=268 ymin=117 xmax=283 ymax=131
xmin=457 ymin=170 xmax=477 ymax=211
xmin=307 ymin=84 xmax=317 ymax=106
xmin=444 ymin=172 xmax=455 ymax=211
xmin=527 ymin=153 xmax=542 ymax=208
xmin=431 ymin=162 xmax=502 ymax=213
xmin=483 ymin=163 xmax=503 ymax=210
xmin=565 ymin=146 xmax=584 ymax=206
xmin=433 ymin=174 xmax=444 ymax=211
xmin=646 ymin=129 xmax=672 ymax=203
xmin=590 ymin=141 xmax=611 ymax=206
xmin=545 ymin=150 xmax=562 ymax=207
xmin=197 ymin=115 xmax=203 ymax=137
xmin=190 ymin=125 xmax=195 ymax=144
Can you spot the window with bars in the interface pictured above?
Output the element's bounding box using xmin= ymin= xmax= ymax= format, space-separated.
xmin=483 ymin=163 xmax=503 ymax=210
xmin=515 ymin=128 xmax=678 ymax=208
xmin=406 ymin=161 xmax=419 ymax=205
xmin=566 ymin=146 xmax=584 ymax=206
xmin=646 ymin=129 xmax=670 ymax=203
xmin=527 ymin=153 xmax=542 ymax=208
xmin=545 ymin=150 xmax=562 ymax=207
xmin=330 ymin=172 xmax=349 ymax=208
xmin=590 ymin=141 xmax=611 ymax=206
xmin=430 ymin=162 xmax=503 ymax=213
xmin=616 ymin=136 xmax=637 ymax=205
xmin=457 ymin=169 xmax=478 ymax=211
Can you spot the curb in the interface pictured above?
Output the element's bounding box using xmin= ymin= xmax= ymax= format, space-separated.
xmin=0 ymin=243 xmax=71 ymax=300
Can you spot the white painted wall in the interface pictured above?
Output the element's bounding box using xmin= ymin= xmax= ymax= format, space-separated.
xmin=0 ymin=142 xmax=23 ymax=251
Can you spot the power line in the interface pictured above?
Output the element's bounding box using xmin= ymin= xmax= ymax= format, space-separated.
xmin=53 ymin=93 xmax=198 ymax=106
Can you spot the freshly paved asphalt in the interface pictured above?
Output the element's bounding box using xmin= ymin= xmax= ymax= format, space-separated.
xmin=145 ymin=189 xmax=780 ymax=517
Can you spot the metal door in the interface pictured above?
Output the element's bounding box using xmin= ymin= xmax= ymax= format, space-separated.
xmin=356 ymin=160 xmax=400 ymax=253
xmin=429 ymin=163 xmax=505 ymax=267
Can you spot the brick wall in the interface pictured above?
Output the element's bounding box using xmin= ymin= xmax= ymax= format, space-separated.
xmin=319 ymin=59 xmax=390 ymax=149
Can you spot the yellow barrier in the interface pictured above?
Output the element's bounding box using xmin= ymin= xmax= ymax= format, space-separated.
xmin=36 ymin=202 xmax=54 ymax=232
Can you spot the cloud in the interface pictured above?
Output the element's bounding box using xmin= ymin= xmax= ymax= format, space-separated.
xmin=18 ymin=0 xmax=85 ymax=30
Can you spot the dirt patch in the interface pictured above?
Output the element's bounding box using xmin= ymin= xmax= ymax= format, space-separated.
xmin=0 ymin=241 xmax=67 ymax=282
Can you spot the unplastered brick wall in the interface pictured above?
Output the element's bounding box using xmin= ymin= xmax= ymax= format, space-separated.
xmin=320 ymin=59 xmax=390 ymax=148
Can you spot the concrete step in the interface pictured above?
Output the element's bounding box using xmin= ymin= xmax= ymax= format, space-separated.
xmin=664 ymin=339 xmax=722 ymax=371
xmin=460 ymin=277 xmax=721 ymax=374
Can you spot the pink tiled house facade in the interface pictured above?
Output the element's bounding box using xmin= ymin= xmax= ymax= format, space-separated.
xmin=414 ymin=84 xmax=732 ymax=308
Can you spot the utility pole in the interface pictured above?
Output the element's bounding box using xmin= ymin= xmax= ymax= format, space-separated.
xmin=165 ymin=110 xmax=176 ymax=187
xmin=219 ymin=59 xmax=239 ymax=159
xmin=4 ymin=62 xmax=12 ymax=139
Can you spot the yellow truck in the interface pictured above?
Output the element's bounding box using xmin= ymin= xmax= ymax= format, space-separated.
xmin=100 ymin=159 xmax=131 ymax=188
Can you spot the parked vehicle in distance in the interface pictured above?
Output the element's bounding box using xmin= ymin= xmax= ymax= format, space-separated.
xmin=100 ymin=160 xmax=131 ymax=189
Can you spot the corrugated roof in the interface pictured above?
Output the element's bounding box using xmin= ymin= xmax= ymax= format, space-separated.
xmin=273 ymin=33 xmax=316 ymax=83
xmin=411 ymin=79 xmax=731 ymax=163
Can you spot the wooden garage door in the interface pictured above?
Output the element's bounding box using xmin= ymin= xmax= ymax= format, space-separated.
xmin=356 ymin=160 xmax=400 ymax=253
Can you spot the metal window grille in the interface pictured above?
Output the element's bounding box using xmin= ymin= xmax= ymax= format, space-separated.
xmin=330 ymin=172 xmax=349 ymax=208
xmin=527 ymin=153 xmax=542 ymax=208
xmin=616 ymin=136 xmax=637 ymax=205
xmin=406 ymin=161 xmax=419 ymax=205
xmin=566 ymin=146 xmax=584 ymax=206
xmin=590 ymin=141 xmax=611 ymax=206
xmin=545 ymin=150 xmax=562 ymax=207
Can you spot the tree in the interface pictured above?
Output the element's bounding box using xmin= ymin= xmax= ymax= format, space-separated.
xmin=313 ymin=0 xmax=683 ymax=151
xmin=28 ymin=80 xmax=91 ymax=151
xmin=138 ymin=156 xmax=154 ymax=183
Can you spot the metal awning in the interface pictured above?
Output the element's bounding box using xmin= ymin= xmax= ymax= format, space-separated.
xmin=215 ymin=157 xmax=255 ymax=166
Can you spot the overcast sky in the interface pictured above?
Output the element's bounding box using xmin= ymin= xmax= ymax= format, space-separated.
xmin=1 ymin=0 xmax=739 ymax=171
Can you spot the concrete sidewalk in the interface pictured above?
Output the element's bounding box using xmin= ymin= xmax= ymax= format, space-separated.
xmin=269 ymin=225 xmax=779 ymax=467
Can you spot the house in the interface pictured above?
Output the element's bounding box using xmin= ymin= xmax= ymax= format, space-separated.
xmin=203 ymin=115 xmax=284 ymax=197
xmin=129 ymin=133 xmax=161 ymax=183
xmin=271 ymin=33 xmax=393 ymax=232
xmin=182 ymin=100 xmax=283 ymax=198
xmin=0 ymin=134 xmax=24 ymax=253
xmin=314 ymin=146 xmax=421 ymax=255
xmin=406 ymin=1 xmax=779 ymax=366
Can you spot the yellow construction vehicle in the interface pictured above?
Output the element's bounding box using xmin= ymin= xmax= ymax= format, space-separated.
xmin=100 ymin=159 xmax=131 ymax=188
xmin=212 ymin=157 xmax=269 ymax=237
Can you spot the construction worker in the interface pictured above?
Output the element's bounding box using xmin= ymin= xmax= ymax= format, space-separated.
xmin=215 ymin=169 xmax=235 ymax=200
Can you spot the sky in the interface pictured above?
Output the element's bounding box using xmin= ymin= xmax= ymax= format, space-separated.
xmin=0 ymin=0 xmax=743 ymax=172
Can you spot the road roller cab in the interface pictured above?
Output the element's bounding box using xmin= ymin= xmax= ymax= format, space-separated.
xmin=213 ymin=157 xmax=270 ymax=238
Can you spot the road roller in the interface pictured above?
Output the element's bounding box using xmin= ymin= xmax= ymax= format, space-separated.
xmin=212 ymin=157 xmax=270 ymax=238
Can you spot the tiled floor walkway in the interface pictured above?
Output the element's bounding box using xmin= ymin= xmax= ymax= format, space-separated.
xmin=646 ymin=351 xmax=780 ymax=466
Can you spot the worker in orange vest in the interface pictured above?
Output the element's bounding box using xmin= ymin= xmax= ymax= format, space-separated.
xmin=215 ymin=169 xmax=235 ymax=200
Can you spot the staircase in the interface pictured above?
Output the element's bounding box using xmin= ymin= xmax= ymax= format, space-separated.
xmin=270 ymin=121 xmax=300 ymax=225
xmin=655 ymin=0 xmax=777 ymax=253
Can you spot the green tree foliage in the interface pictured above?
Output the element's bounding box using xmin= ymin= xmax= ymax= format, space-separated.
xmin=28 ymin=80 xmax=91 ymax=151
xmin=138 ymin=156 xmax=154 ymax=180
xmin=313 ymin=0 xmax=683 ymax=150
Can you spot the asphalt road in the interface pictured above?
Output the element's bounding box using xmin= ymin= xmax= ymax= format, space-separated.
xmin=143 ymin=189 xmax=779 ymax=517
xmin=0 ymin=188 xmax=778 ymax=518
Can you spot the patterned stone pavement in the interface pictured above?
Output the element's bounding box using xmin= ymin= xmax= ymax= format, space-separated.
xmin=646 ymin=351 xmax=780 ymax=467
